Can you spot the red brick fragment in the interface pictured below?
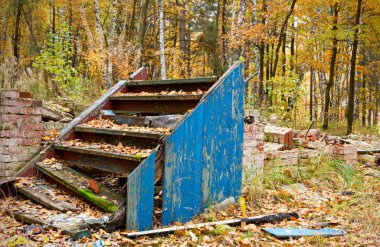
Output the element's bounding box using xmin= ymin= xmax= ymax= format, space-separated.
xmin=89 ymin=179 xmax=100 ymax=194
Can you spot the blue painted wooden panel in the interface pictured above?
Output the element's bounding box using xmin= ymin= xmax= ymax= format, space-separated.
xmin=202 ymin=62 xmax=245 ymax=205
xmin=162 ymin=61 xmax=245 ymax=225
xmin=126 ymin=150 xmax=156 ymax=230
xmin=162 ymin=104 xmax=204 ymax=225
xmin=262 ymin=228 xmax=345 ymax=239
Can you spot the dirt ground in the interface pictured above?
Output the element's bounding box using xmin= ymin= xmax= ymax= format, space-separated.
xmin=1 ymin=157 xmax=379 ymax=246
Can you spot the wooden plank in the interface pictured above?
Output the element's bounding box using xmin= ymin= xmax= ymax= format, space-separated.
xmin=162 ymin=62 xmax=244 ymax=226
xmin=262 ymin=228 xmax=345 ymax=239
xmin=127 ymin=77 xmax=217 ymax=86
xmin=162 ymin=104 xmax=204 ymax=225
xmin=15 ymin=184 xmax=77 ymax=212
xmin=357 ymin=148 xmax=380 ymax=154
xmin=54 ymin=144 xmax=145 ymax=162
xmin=5 ymin=209 xmax=91 ymax=240
xmin=110 ymin=94 xmax=203 ymax=101
xmin=201 ymin=62 xmax=244 ymax=206
xmin=126 ymin=150 xmax=156 ymax=231
xmin=74 ymin=126 xmax=163 ymax=139
xmin=105 ymin=115 xmax=146 ymax=126
xmin=112 ymin=100 xmax=197 ymax=114
xmin=124 ymin=213 xmax=299 ymax=238
xmin=36 ymin=163 xmax=124 ymax=213
xmin=55 ymin=151 xmax=138 ymax=174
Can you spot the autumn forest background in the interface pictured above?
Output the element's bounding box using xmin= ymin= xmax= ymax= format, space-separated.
xmin=0 ymin=0 xmax=379 ymax=135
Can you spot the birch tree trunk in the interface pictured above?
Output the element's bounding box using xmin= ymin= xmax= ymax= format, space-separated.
xmin=107 ymin=0 xmax=119 ymax=84
xmin=158 ymin=0 xmax=166 ymax=80
xmin=94 ymin=0 xmax=109 ymax=87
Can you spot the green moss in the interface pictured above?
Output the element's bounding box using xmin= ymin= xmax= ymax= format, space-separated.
xmin=133 ymin=154 xmax=146 ymax=160
xmin=77 ymin=188 xmax=117 ymax=213
xmin=209 ymin=224 xmax=235 ymax=236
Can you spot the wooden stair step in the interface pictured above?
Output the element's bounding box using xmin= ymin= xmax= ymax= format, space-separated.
xmin=5 ymin=209 xmax=92 ymax=240
xmin=15 ymin=183 xmax=78 ymax=212
xmin=36 ymin=163 xmax=124 ymax=213
xmin=127 ymin=77 xmax=217 ymax=86
xmin=74 ymin=126 xmax=164 ymax=139
xmin=110 ymin=94 xmax=203 ymax=101
xmin=54 ymin=144 xmax=147 ymax=162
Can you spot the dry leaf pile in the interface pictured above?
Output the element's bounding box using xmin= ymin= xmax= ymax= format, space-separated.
xmin=61 ymin=139 xmax=152 ymax=157
xmin=115 ymin=89 xmax=204 ymax=96
xmin=81 ymin=119 xmax=169 ymax=133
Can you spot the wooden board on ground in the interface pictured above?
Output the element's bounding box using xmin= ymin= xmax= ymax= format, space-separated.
xmin=36 ymin=163 xmax=124 ymax=213
xmin=15 ymin=184 xmax=77 ymax=212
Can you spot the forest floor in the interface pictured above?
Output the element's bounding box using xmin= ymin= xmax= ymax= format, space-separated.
xmin=1 ymin=156 xmax=379 ymax=246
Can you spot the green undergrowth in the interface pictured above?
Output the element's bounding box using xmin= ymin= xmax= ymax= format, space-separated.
xmin=77 ymin=188 xmax=117 ymax=213
xmin=247 ymin=156 xmax=364 ymax=203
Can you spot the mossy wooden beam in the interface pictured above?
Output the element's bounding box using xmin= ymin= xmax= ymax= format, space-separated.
xmin=36 ymin=163 xmax=124 ymax=213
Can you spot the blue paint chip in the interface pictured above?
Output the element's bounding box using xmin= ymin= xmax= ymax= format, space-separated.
xmin=262 ymin=228 xmax=345 ymax=239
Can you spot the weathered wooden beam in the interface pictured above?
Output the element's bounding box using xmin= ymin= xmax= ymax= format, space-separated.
xmin=74 ymin=126 xmax=163 ymax=140
xmin=15 ymin=184 xmax=77 ymax=212
xmin=109 ymin=94 xmax=203 ymax=101
xmin=357 ymin=148 xmax=380 ymax=154
xmin=123 ymin=212 xmax=299 ymax=238
xmin=54 ymin=144 xmax=146 ymax=162
xmin=127 ymin=77 xmax=217 ymax=86
xmin=36 ymin=163 xmax=124 ymax=213
xmin=5 ymin=209 xmax=92 ymax=240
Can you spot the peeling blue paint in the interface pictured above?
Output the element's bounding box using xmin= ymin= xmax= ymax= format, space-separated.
xmin=162 ymin=62 xmax=245 ymax=226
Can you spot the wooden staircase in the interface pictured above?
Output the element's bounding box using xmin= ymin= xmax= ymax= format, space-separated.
xmin=12 ymin=62 xmax=245 ymax=237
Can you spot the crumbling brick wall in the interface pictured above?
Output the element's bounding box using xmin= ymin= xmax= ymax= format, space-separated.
xmin=0 ymin=90 xmax=44 ymax=177
xmin=243 ymin=123 xmax=265 ymax=184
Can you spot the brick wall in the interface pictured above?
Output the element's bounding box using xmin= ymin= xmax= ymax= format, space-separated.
xmin=0 ymin=90 xmax=45 ymax=177
xmin=243 ymin=123 xmax=265 ymax=185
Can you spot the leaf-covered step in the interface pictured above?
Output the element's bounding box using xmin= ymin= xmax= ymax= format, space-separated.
xmin=54 ymin=142 xmax=150 ymax=162
xmin=109 ymin=94 xmax=203 ymax=101
xmin=126 ymin=77 xmax=217 ymax=86
xmin=15 ymin=177 xmax=77 ymax=212
xmin=75 ymin=122 xmax=166 ymax=140
xmin=36 ymin=162 xmax=124 ymax=213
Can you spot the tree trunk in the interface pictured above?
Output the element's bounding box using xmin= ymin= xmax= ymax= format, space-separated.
xmin=322 ymin=3 xmax=338 ymax=130
xmin=310 ymin=67 xmax=314 ymax=121
xmin=178 ymin=1 xmax=186 ymax=76
xmin=346 ymin=0 xmax=362 ymax=134
xmin=94 ymin=0 xmax=108 ymax=87
xmin=158 ymin=0 xmax=166 ymax=79
xmin=13 ymin=0 xmax=22 ymax=62
xmin=318 ymin=71 xmax=327 ymax=120
xmin=258 ymin=0 xmax=266 ymax=96
xmin=221 ymin=0 xmax=227 ymax=68
xmin=270 ymin=0 xmax=296 ymax=78
xmin=107 ymin=0 xmax=119 ymax=84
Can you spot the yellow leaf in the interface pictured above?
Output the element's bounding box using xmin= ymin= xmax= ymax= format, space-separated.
xmin=239 ymin=197 xmax=246 ymax=215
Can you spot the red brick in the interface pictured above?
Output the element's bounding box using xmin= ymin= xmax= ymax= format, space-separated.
xmin=2 ymin=146 xmax=40 ymax=155
xmin=1 ymin=130 xmax=44 ymax=138
xmin=244 ymin=132 xmax=254 ymax=140
xmin=1 ymin=98 xmax=33 ymax=107
xmin=19 ymin=91 xmax=33 ymax=99
xmin=244 ymin=124 xmax=254 ymax=132
xmin=0 ymin=106 xmax=42 ymax=115
xmin=89 ymin=179 xmax=100 ymax=194
xmin=1 ymin=114 xmax=42 ymax=123
xmin=0 ymin=90 xmax=19 ymax=98
xmin=1 ymin=122 xmax=44 ymax=131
